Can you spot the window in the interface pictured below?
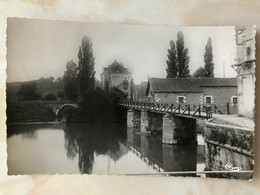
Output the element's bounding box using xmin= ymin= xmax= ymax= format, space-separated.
xmin=246 ymin=46 xmax=251 ymax=56
xmin=178 ymin=97 xmax=184 ymax=103
xmin=176 ymin=96 xmax=186 ymax=104
xmin=231 ymin=96 xmax=238 ymax=106
xmin=204 ymin=95 xmax=214 ymax=104
xmin=206 ymin=96 xmax=212 ymax=104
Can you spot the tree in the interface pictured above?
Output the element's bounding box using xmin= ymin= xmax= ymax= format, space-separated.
xmin=204 ymin=37 xmax=214 ymax=77
xmin=193 ymin=67 xmax=206 ymax=77
xmin=64 ymin=60 xmax=79 ymax=101
xmin=57 ymin=91 xmax=66 ymax=100
xmin=166 ymin=40 xmax=178 ymax=78
xmin=43 ymin=93 xmax=57 ymax=101
xmin=78 ymin=36 xmax=95 ymax=95
xmin=176 ymin=31 xmax=190 ymax=77
xmin=16 ymin=82 xmax=41 ymax=100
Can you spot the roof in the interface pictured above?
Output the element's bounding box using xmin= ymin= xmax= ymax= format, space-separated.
xmin=146 ymin=77 xmax=237 ymax=94
xmin=105 ymin=60 xmax=130 ymax=74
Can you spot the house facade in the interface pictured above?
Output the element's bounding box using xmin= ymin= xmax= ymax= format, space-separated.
xmin=100 ymin=60 xmax=133 ymax=99
xmin=146 ymin=77 xmax=238 ymax=114
xmin=232 ymin=26 xmax=256 ymax=118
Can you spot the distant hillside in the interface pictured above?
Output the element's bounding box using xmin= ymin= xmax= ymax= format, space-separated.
xmin=7 ymin=77 xmax=64 ymax=101
xmin=7 ymin=77 xmax=102 ymax=101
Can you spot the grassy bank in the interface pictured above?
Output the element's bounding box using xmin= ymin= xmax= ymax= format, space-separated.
xmin=7 ymin=101 xmax=56 ymax=123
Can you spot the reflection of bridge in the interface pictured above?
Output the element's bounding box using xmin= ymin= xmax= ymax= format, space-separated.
xmin=127 ymin=144 xmax=164 ymax=172
xmin=126 ymin=129 xmax=198 ymax=175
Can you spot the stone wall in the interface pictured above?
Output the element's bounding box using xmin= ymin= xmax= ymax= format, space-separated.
xmin=204 ymin=122 xmax=254 ymax=180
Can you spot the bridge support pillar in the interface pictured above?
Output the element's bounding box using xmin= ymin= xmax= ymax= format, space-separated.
xmin=163 ymin=114 xmax=177 ymax=144
xmin=127 ymin=109 xmax=134 ymax=128
xmin=127 ymin=109 xmax=141 ymax=128
xmin=163 ymin=114 xmax=197 ymax=144
xmin=141 ymin=110 xmax=150 ymax=133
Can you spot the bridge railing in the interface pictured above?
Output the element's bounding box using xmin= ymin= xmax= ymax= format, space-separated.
xmin=119 ymin=101 xmax=214 ymax=119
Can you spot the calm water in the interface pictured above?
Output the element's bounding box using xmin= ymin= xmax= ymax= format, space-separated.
xmin=7 ymin=123 xmax=205 ymax=175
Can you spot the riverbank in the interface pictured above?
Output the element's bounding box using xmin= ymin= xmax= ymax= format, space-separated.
xmin=6 ymin=101 xmax=56 ymax=123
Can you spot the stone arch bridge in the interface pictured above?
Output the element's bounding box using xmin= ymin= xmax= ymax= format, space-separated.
xmin=44 ymin=101 xmax=79 ymax=122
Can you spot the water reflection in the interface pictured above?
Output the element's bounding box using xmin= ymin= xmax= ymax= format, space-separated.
xmin=127 ymin=128 xmax=203 ymax=176
xmin=63 ymin=123 xmax=127 ymax=174
xmin=7 ymin=123 xmax=205 ymax=175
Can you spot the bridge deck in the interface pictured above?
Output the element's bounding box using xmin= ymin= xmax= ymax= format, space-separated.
xmin=119 ymin=101 xmax=214 ymax=119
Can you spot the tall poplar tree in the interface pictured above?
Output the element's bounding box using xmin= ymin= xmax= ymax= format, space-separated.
xmin=166 ymin=40 xmax=178 ymax=78
xmin=204 ymin=37 xmax=214 ymax=77
xmin=78 ymin=36 xmax=95 ymax=95
xmin=64 ymin=60 xmax=79 ymax=101
xmin=176 ymin=31 xmax=190 ymax=77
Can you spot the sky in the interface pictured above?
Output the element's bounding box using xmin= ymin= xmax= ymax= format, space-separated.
xmin=7 ymin=18 xmax=237 ymax=84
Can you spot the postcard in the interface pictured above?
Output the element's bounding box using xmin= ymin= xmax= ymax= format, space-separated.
xmin=6 ymin=18 xmax=255 ymax=180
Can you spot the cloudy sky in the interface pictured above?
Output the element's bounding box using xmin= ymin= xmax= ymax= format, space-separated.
xmin=7 ymin=18 xmax=237 ymax=84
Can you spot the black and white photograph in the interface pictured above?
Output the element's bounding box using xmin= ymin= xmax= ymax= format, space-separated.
xmin=6 ymin=18 xmax=255 ymax=180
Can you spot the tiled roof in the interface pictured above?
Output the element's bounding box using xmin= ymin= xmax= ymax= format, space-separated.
xmin=146 ymin=77 xmax=237 ymax=94
xmin=107 ymin=60 xmax=130 ymax=74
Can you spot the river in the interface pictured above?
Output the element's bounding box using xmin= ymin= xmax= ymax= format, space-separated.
xmin=7 ymin=123 xmax=205 ymax=176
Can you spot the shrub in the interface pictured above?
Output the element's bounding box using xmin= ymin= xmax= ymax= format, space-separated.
xmin=43 ymin=93 xmax=57 ymax=101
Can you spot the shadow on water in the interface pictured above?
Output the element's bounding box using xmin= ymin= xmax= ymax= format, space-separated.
xmin=62 ymin=122 xmax=127 ymax=174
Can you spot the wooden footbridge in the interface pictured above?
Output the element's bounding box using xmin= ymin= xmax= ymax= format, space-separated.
xmin=119 ymin=101 xmax=223 ymax=119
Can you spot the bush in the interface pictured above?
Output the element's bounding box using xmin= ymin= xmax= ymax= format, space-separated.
xmin=43 ymin=93 xmax=57 ymax=101
xmin=57 ymin=91 xmax=66 ymax=100
xmin=16 ymin=82 xmax=41 ymax=101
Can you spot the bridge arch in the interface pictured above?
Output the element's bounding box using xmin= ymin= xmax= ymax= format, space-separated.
xmin=56 ymin=103 xmax=79 ymax=122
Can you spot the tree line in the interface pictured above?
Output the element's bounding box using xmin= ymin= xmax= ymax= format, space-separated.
xmin=15 ymin=32 xmax=215 ymax=102
xmin=14 ymin=36 xmax=96 ymax=102
xmin=166 ymin=31 xmax=214 ymax=78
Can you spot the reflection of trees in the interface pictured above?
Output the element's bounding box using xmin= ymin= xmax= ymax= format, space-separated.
xmin=63 ymin=123 xmax=127 ymax=174
xmin=22 ymin=130 xmax=38 ymax=139
xmin=63 ymin=125 xmax=78 ymax=160
xmin=7 ymin=124 xmax=60 ymax=138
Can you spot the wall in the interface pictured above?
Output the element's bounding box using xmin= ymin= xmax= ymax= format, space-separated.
xmin=202 ymin=86 xmax=238 ymax=114
xmin=204 ymin=122 xmax=254 ymax=180
xmin=237 ymin=72 xmax=255 ymax=118
xmin=236 ymin=26 xmax=256 ymax=119
xmin=154 ymin=92 xmax=202 ymax=104
xmin=110 ymin=74 xmax=129 ymax=86
xmin=202 ymin=86 xmax=237 ymax=105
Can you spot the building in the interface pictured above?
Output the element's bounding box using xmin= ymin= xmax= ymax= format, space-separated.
xmin=100 ymin=60 xmax=133 ymax=99
xmin=232 ymin=26 xmax=256 ymax=118
xmin=133 ymin=82 xmax=148 ymax=101
xmin=145 ymin=77 xmax=238 ymax=114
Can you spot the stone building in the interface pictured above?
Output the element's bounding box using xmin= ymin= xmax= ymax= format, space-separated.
xmin=232 ymin=26 xmax=256 ymax=118
xmin=146 ymin=77 xmax=238 ymax=114
xmin=100 ymin=60 xmax=133 ymax=99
